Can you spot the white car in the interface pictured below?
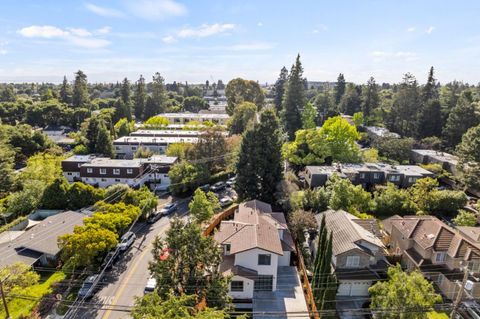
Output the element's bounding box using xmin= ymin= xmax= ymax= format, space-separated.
xmin=117 ymin=231 xmax=136 ymax=251
xmin=220 ymin=196 xmax=233 ymax=207
xmin=144 ymin=277 xmax=157 ymax=294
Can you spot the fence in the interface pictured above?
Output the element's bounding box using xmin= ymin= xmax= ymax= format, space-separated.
xmin=295 ymin=242 xmax=320 ymax=319
xmin=203 ymin=204 xmax=238 ymax=236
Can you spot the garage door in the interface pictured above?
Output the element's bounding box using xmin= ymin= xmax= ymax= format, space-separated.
xmin=337 ymin=281 xmax=372 ymax=296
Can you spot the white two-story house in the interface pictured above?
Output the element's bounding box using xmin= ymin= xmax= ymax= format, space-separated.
xmin=214 ymin=200 xmax=295 ymax=300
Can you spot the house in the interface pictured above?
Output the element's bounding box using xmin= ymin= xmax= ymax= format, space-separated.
xmin=364 ymin=126 xmax=400 ymax=139
xmin=62 ymin=155 xmax=177 ymax=189
xmin=312 ymin=210 xmax=389 ymax=296
xmin=41 ymin=125 xmax=75 ymax=146
xmin=0 ymin=211 xmax=86 ymax=268
xmin=411 ymin=149 xmax=459 ymax=177
xmin=383 ymin=215 xmax=480 ymax=299
xmin=304 ymin=163 xmax=433 ymax=189
xmin=113 ymin=136 xmax=198 ymax=158
xmin=158 ymin=112 xmax=230 ymax=125
xmin=214 ymin=200 xmax=295 ymax=300
xmin=130 ymin=129 xmax=210 ymax=138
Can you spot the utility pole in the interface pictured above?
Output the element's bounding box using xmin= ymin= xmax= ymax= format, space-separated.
xmin=450 ymin=262 xmax=470 ymax=319
xmin=0 ymin=278 xmax=11 ymax=319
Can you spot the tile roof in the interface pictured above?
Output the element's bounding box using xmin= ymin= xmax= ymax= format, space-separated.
xmin=214 ymin=200 xmax=286 ymax=255
xmin=315 ymin=210 xmax=385 ymax=257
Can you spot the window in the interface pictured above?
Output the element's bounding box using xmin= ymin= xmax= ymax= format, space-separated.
xmin=115 ymin=179 xmax=121 ymax=182
xmin=101 ymin=178 xmax=107 ymax=182
xmin=373 ymin=172 xmax=380 ymax=179
xmin=77 ymin=163 xmax=82 ymax=168
xmin=132 ymin=146 xmax=137 ymax=151
xmin=254 ymin=276 xmax=273 ymax=291
xmin=127 ymin=169 xmax=133 ymax=174
xmin=346 ymin=255 xmax=360 ymax=268
xmin=87 ymin=168 xmax=93 ymax=173
xmin=436 ymin=252 xmax=447 ymax=263
xmin=437 ymin=274 xmax=444 ymax=285
xmin=408 ymin=177 xmax=417 ymax=183
xmin=67 ymin=172 xmax=72 ymax=176
xmin=230 ymin=281 xmax=244 ymax=292
xmin=100 ymin=168 xmax=106 ymax=175
xmin=113 ymin=169 xmax=120 ymax=175
xmin=389 ymin=175 xmax=400 ymax=182
xmin=115 ymin=146 xmax=121 ymax=150
xmin=359 ymin=173 xmax=366 ymax=179
xmin=258 ymin=254 xmax=271 ymax=265
xmin=224 ymin=244 xmax=231 ymax=255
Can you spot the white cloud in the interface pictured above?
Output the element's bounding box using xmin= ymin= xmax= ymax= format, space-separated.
xmin=257 ymin=22 xmax=263 ymax=27
xmin=177 ymin=23 xmax=235 ymax=38
xmin=18 ymin=25 xmax=110 ymax=49
xmin=125 ymin=0 xmax=187 ymax=20
xmin=372 ymin=51 xmax=387 ymax=57
xmin=407 ymin=27 xmax=416 ymax=32
xmin=371 ymin=51 xmax=418 ymax=61
xmin=18 ymin=25 xmax=69 ymax=38
xmin=426 ymin=26 xmax=435 ymax=34
xmin=95 ymin=26 xmax=112 ymax=35
xmin=85 ymin=3 xmax=125 ymax=18
xmin=162 ymin=35 xmax=177 ymax=44
xmin=312 ymin=29 xmax=319 ymax=34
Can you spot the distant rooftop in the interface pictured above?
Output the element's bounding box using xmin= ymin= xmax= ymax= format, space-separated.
xmin=159 ymin=112 xmax=230 ymax=119
xmin=114 ymin=136 xmax=199 ymax=144
xmin=412 ymin=149 xmax=459 ymax=164
xmin=82 ymin=158 xmax=143 ymax=168
xmin=63 ymin=154 xmax=96 ymax=162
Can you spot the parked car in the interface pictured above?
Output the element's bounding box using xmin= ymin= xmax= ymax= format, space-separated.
xmin=78 ymin=274 xmax=102 ymax=299
xmin=147 ymin=211 xmax=161 ymax=224
xmin=211 ymin=181 xmax=226 ymax=192
xmin=226 ymin=177 xmax=236 ymax=187
xmin=117 ymin=231 xmax=136 ymax=251
xmin=101 ymin=250 xmax=120 ymax=270
xmin=160 ymin=203 xmax=177 ymax=216
xmin=220 ymin=196 xmax=233 ymax=207
xmin=199 ymin=184 xmax=210 ymax=192
xmin=144 ymin=277 xmax=157 ymax=294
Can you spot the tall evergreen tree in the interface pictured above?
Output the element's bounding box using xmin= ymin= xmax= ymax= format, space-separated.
xmin=282 ymin=54 xmax=305 ymax=140
xmin=390 ymin=73 xmax=421 ymax=137
xmin=334 ymin=73 xmax=346 ymax=106
xmin=235 ymin=109 xmax=283 ymax=203
xmin=314 ymin=92 xmax=337 ymax=124
xmin=95 ymin=124 xmax=114 ymax=157
xmin=361 ymin=77 xmax=379 ymax=118
xmin=417 ymin=99 xmax=442 ymax=138
xmin=422 ymin=66 xmax=438 ymax=102
xmin=120 ymin=77 xmax=131 ymax=105
xmin=338 ymin=84 xmax=361 ymax=115
xmin=144 ymin=96 xmax=157 ymax=120
xmin=133 ymin=75 xmax=147 ymax=120
xmin=443 ymin=90 xmax=480 ymax=148
xmin=302 ymin=101 xmax=318 ymax=129
xmin=60 ymin=75 xmax=72 ymax=105
xmin=151 ymin=72 xmax=166 ymax=115
xmin=114 ymin=98 xmax=132 ymax=122
xmin=72 ymin=70 xmax=89 ymax=108
xmin=273 ymin=66 xmax=288 ymax=113
xmin=86 ymin=117 xmax=100 ymax=153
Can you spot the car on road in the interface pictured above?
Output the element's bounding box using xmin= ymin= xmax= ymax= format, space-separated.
xmin=160 ymin=203 xmax=177 ymax=216
xmin=211 ymin=181 xmax=226 ymax=192
xmin=147 ymin=211 xmax=162 ymax=224
xmin=144 ymin=277 xmax=157 ymax=294
xmin=101 ymin=250 xmax=120 ymax=270
xmin=226 ymin=177 xmax=236 ymax=187
xmin=219 ymin=196 xmax=233 ymax=207
xmin=78 ymin=274 xmax=102 ymax=299
xmin=117 ymin=231 xmax=136 ymax=251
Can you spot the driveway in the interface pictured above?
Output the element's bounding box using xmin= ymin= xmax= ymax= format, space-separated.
xmin=253 ymin=266 xmax=309 ymax=319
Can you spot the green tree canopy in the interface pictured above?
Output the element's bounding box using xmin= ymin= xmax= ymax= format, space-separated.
xmin=144 ymin=115 xmax=169 ymax=129
xmin=228 ymin=101 xmax=256 ymax=135
xmin=301 ymin=101 xmax=317 ymax=129
xmin=282 ymin=54 xmax=305 ymax=140
xmin=456 ymin=124 xmax=480 ymax=190
xmin=188 ymin=188 xmax=220 ymax=224
xmin=225 ymin=78 xmax=264 ymax=115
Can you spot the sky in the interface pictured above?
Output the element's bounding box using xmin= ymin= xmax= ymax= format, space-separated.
xmin=0 ymin=0 xmax=480 ymax=84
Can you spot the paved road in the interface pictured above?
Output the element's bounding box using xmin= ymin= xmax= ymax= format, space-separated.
xmin=73 ymin=197 xmax=190 ymax=319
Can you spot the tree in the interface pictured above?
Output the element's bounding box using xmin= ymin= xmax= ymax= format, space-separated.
xmin=301 ymin=102 xmax=317 ymax=129
xmin=183 ymin=96 xmax=209 ymax=113
xmin=422 ymin=66 xmax=438 ymax=102
xmin=314 ymin=91 xmax=337 ymax=124
xmin=452 ymin=210 xmax=477 ymax=226
xmin=273 ymin=66 xmax=288 ymax=113
xmin=352 ymin=111 xmax=364 ymax=127
xmin=372 ymin=136 xmax=414 ymax=163
xmin=373 ymin=183 xmax=414 ymax=216
xmin=339 ymin=83 xmax=361 ymax=115
xmin=149 ymin=218 xmax=230 ymax=308
xmin=166 ymin=143 xmax=194 ymax=160
xmin=66 ymin=182 xmax=104 ymax=210
xmin=58 ymin=223 xmax=118 ymax=268
xmin=288 ymin=210 xmax=317 ymax=243
xmin=0 ymin=143 xmax=15 ymax=197
xmin=132 ymin=292 xmax=235 ymax=319
xmin=188 ymin=188 xmax=220 ymax=224
xmin=225 ymin=78 xmax=264 ymax=115
xmin=0 ymin=262 xmax=40 ymax=295
xmin=369 ymin=264 xmax=441 ymax=319
xmin=134 ymin=75 xmax=147 ymax=120
xmin=0 ymin=85 xmax=16 ymax=102
xmin=334 ymin=73 xmax=346 ymax=106
xmin=189 ymin=129 xmax=228 ymax=173
xmin=168 ymin=161 xmax=210 ymax=195
xmin=41 ymin=177 xmax=69 ymax=209
xmin=149 ymin=72 xmax=166 ymax=117
xmin=60 ymin=76 xmax=72 ymax=105
xmin=443 ymin=91 xmax=479 ymax=148
xmin=114 ymin=118 xmax=135 ymax=137
xmin=361 ymin=77 xmax=379 ymax=118
xmin=235 ymin=109 xmax=283 ymax=202
xmin=290 ymin=188 xmax=330 ymax=213
xmin=327 ymin=174 xmax=373 ymax=214
xmin=144 ymin=115 xmax=169 ymax=129
xmin=282 ymin=54 xmax=305 ymax=140
xmin=390 ymin=73 xmax=421 ymax=137
xmin=86 ymin=117 xmax=100 ymax=153
xmin=417 ymin=99 xmax=442 ymax=138
xmin=228 ymin=101 xmax=256 ymax=135
xmin=95 ymin=124 xmax=114 ymax=157
xmin=114 ymin=98 xmax=132 ymax=122
xmin=120 ymin=77 xmax=131 ymax=105
xmin=72 ymin=70 xmax=89 ymax=108
xmin=457 ymin=124 xmax=480 ymax=189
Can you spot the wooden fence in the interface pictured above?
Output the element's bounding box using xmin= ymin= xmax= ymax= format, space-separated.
xmin=295 ymin=242 xmax=320 ymax=319
xmin=203 ymin=204 xmax=238 ymax=236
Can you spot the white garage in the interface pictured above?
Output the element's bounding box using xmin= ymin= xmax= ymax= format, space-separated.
xmin=337 ymin=280 xmax=372 ymax=296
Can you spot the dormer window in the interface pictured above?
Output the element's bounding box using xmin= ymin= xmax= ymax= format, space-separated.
xmin=224 ymin=244 xmax=231 ymax=255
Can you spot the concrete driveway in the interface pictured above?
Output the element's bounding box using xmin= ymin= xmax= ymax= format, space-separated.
xmin=253 ymin=266 xmax=309 ymax=319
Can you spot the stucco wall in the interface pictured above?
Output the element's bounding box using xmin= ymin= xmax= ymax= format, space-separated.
xmin=234 ymin=248 xmax=279 ymax=291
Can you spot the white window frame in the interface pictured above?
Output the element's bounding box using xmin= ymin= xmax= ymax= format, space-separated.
xmin=87 ymin=168 xmax=93 ymax=174
xmin=113 ymin=169 xmax=120 ymax=175
xmin=131 ymin=146 xmax=137 ymax=151
xmin=359 ymin=173 xmax=366 ymax=179
xmin=435 ymin=251 xmax=447 ymax=263
xmin=127 ymin=169 xmax=133 ymax=174
xmin=100 ymin=168 xmax=107 ymax=175
xmin=346 ymin=255 xmax=360 ymax=268
xmin=230 ymin=280 xmax=244 ymax=292
xmin=373 ymin=172 xmax=380 ymax=179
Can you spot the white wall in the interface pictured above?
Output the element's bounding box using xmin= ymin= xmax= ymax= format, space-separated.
xmin=234 ymin=248 xmax=279 ymax=291
xmin=278 ymin=251 xmax=291 ymax=266
xmin=82 ymin=176 xmax=148 ymax=188
xmin=228 ymin=275 xmax=254 ymax=299
xmin=63 ymin=171 xmax=79 ymax=182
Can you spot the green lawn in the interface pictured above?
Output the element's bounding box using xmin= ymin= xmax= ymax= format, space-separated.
xmin=0 ymin=271 xmax=65 ymax=319
xmin=427 ymin=311 xmax=449 ymax=319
